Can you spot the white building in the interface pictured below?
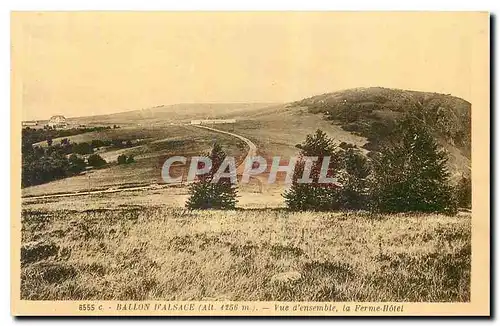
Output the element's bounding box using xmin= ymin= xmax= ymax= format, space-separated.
xmin=22 ymin=120 xmax=39 ymax=127
xmin=48 ymin=115 xmax=68 ymax=128
xmin=190 ymin=119 xmax=236 ymax=125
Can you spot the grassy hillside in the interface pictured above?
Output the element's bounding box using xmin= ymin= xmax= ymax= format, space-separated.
xmin=292 ymin=87 xmax=471 ymax=159
xmin=21 ymin=204 xmax=470 ymax=302
xmin=215 ymin=106 xmax=368 ymax=159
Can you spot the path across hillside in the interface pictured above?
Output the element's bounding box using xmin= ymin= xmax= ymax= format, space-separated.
xmin=191 ymin=124 xmax=265 ymax=191
xmin=192 ymin=124 xmax=258 ymax=174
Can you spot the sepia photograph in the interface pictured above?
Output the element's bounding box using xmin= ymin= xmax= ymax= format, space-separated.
xmin=11 ymin=11 xmax=490 ymax=316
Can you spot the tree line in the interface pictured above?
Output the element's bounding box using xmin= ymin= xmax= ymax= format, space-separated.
xmin=186 ymin=116 xmax=471 ymax=214
xmin=22 ymin=142 xmax=107 ymax=188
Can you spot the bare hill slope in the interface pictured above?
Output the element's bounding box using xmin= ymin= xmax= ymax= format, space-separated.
xmin=74 ymin=103 xmax=280 ymax=125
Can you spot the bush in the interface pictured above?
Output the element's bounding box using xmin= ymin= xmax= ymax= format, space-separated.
xmin=117 ymin=154 xmax=135 ymax=165
xmin=68 ymin=154 xmax=86 ymax=174
xmin=87 ymin=154 xmax=106 ymax=168
xmin=185 ymin=143 xmax=237 ymax=210
xmin=91 ymin=139 xmax=110 ymax=149
xmin=117 ymin=154 xmax=128 ymax=165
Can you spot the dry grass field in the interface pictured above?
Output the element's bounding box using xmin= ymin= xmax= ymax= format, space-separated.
xmin=21 ymin=197 xmax=470 ymax=302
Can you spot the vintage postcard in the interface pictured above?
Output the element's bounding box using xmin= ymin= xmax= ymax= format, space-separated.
xmin=11 ymin=12 xmax=490 ymax=316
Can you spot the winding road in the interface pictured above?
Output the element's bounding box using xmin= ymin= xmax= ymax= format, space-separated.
xmin=192 ymin=124 xmax=258 ymax=174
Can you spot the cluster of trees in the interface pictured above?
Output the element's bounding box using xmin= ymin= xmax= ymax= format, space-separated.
xmin=285 ymin=117 xmax=470 ymax=215
xmin=22 ymin=146 xmax=108 ymax=188
xmin=22 ymin=139 xmax=108 ymax=188
xmin=22 ymin=132 xmax=141 ymax=188
xmin=282 ymin=132 xmax=371 ymax=212
xmin=186 ymin=116 xmax=471 ymax=215
xmin=22 ymin=146 xmax=71 ymax=187
xmin=21 ymin=125 xmax=139 ymax=188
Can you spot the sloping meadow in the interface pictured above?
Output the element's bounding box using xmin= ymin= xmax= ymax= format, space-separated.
xmin=21 ymin=206 xmax=470 ymax=302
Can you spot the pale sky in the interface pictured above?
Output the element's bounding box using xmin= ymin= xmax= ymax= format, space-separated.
xmin=12 ymin=12 xmax=487 ymax=120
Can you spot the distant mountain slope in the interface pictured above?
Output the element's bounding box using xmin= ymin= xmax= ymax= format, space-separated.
xmin=74 ymin=103 xmax=280 ymax=125
xmin=292 ymin=87 xmax=471 ymax=158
